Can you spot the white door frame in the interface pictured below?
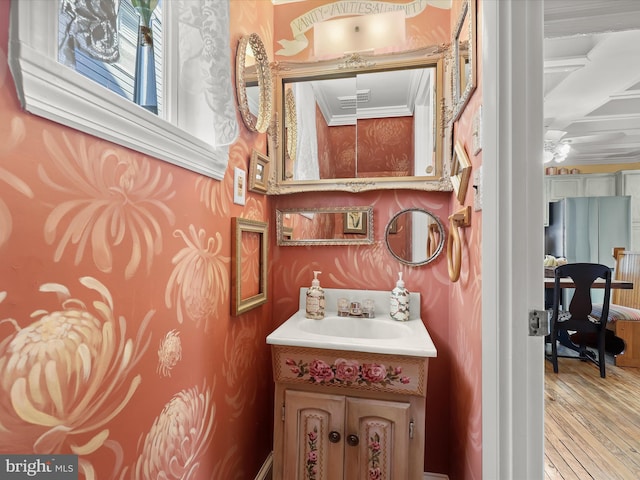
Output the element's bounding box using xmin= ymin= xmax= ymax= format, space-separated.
xmin=482 ymin=1 xmax=545 ymax=478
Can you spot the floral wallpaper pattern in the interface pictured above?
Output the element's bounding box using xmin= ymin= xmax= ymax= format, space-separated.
xmin=0 ymin=0 xmax=274 ymax=478
xmin=0 ymin=1 xmax=483 ymax=479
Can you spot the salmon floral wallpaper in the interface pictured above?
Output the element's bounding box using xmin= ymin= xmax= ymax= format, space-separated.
xmin=0 ymin=0 xmax=274 ymax=478
xmin=1 ymin=0 xmax=483 ymax=479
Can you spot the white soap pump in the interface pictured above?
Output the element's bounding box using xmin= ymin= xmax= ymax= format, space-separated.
xmin=390 ymin=272 xmax=410 ymax=321
xmin=306 ymin=271 xmax=325 ymax=320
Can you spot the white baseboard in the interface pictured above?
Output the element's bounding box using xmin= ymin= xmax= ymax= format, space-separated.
xmin=255 ymin=451 xmax=273 ymax=480
xmin=424 ymin=473 xmax=449 ymax=480
xmin=255 ymin=452 xmax=446 ymax=480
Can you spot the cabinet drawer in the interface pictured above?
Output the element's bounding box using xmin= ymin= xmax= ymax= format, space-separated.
xmin=272 ymin=345 xmax=428 ymax=397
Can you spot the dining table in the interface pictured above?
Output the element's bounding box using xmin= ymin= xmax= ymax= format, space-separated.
xmin=543 ymin=277 xmax=634 ymax=289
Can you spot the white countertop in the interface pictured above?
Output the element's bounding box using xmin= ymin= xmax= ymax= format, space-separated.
xmin=266 ymin=288 xmax=437 ymax=357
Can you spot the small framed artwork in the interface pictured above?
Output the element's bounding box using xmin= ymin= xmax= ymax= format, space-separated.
xmin=233 ymin=167 xmax=246 ymax=205
xmin=231 ymin=217 xmax=268 ymax=315
xmin=450 ymin=140 xmax=472 ymax=205
xmin=249 ymin=149 xmax=270 ymax=194
xmin=343 ymin=210 xmax=367 ymax=234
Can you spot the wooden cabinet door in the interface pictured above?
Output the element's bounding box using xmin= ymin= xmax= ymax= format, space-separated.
xmin=343 ymin=397 xmax=411 ymax=480
xmin=283 ymin=390 xmax=345 ymax=480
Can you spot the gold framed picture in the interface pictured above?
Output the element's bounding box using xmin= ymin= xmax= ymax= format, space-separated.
xmin=249 ymin=149 xmax=270 ymax=194
xmin=343 ymin=210 xmax=367 ymax=234
xmin=231 ymin=217 xmax=268 ymax=315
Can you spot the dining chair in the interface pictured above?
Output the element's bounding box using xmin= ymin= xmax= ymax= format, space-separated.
xmin=547 ymin=263 xmax=612 ymax=378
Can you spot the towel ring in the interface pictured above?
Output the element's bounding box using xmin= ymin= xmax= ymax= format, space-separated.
xmin=448 ymin=216 xmax=462 ymax=281
xmin=447 ymin=206 xmax=472 ymax=282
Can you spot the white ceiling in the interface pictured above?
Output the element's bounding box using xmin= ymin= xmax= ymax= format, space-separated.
xmin=544 ymin=0 xmax=640 ymax=165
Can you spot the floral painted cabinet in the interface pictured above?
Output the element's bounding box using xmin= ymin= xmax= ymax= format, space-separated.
xmin=283 ymin=390 xmax=411 ymax=480
xmin=282 ymin=390 xmax=344 ymax=479
xmin=271 ymin=345 xmax=428 ymax=480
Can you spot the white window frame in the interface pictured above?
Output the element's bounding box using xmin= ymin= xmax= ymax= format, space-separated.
xmin=8 ymin=0 xmax=235 ymax=180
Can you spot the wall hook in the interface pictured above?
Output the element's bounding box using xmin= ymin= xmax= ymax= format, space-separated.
xmin=449 ymin=206 xmax=471 ymax=227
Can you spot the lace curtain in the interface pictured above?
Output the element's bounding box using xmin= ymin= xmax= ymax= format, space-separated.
xmin=294 ymin=82 xmax=320 ymax=181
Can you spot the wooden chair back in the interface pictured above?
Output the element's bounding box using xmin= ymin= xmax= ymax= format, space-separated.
xmin=612 ymin=250 xmax=640 ymax=308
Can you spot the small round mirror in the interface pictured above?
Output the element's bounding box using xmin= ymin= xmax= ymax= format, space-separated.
xmin=385 ymin=208 xmax=445 ymax=266
xmin=235 ymin=33 xmax=273 ymax=133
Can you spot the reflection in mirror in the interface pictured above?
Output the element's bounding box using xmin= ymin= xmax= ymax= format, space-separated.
xmin=385 ymin=208 xmax=445 ymax=266
xmin=452 ymin=0 xmax=476 ymax=121
xmin=271 ymin=46 xmax=449 ymax=194
xmin=276 ymin=206 xmax=374 ymax=246
xmin=283 ymin=67 xmax=436 ymax=182
xmin=236 ymin=33 xmax=273 ymax=133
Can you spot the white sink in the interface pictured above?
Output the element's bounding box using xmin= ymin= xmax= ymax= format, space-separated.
xmin=297 ymin=315 xmax=412 ymax=339
xmin=266 ymin=288 xmax=436 ymax=357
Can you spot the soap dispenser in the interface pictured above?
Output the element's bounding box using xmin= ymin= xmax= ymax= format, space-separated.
xmin=390 ymin=272 xmax=410 ymax=322
xmin=306 ymin=271 xmax=325 ymax=320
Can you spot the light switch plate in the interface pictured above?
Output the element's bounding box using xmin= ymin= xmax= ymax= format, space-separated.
xmin=474 ymin=166 xmax=483 ymax=212
xmin=233 ymin=167 xmax=246 ymax=205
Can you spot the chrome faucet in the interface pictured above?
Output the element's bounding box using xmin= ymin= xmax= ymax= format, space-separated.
xmin=337 ymin=299 xmax=375 ymax=318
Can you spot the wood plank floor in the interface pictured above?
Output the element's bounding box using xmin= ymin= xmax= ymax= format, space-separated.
xmin=545 ymin=355 xmax=640 ymax=479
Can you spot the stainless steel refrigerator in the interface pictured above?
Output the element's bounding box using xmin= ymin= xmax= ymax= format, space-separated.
xmin=545 ymin=196 xmax=631 ymax=268
xmin=546 ymin=196 xmax=631 ymax=306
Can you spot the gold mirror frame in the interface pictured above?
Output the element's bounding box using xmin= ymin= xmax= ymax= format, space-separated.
xmin=276 ymin=206 xmax=374 ymax=246
xmin=384 ymin=208 xmax=445 ymax=267
xmin=236 ymin=33 xmax=273 ymax=133
xmin=451 ymin=0 xmax=477 ymax=121
xmin=231 ymin=217 xmax=268 ymax=315
xmin=269 ymin=46 xmax=451 ymax=194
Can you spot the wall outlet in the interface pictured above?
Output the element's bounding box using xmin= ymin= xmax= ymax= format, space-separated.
xmin=474 ymin=166 xmax=483 ymax=212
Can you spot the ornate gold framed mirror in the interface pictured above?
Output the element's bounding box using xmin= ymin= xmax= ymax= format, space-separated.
xmin=385 ymin=208 xmax=445 ymax=266
xmin=235 ymin=33 xmax=273 ymax=133
xmin=451 ymin=0 xmax=477 ymax=121
xmin=269 ymin=46 xmax=451 ymax=194
xmin=276 ymin=206 xmax=374 ymax=246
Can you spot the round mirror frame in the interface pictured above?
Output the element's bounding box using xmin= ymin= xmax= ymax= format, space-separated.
xmin=384 ymin=208 xmax=445 ymax=266
xmin=236 ymin=33 xmax=273 ymax=133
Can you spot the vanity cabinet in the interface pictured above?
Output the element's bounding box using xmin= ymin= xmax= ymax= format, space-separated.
xmin=271 ymin=345 xmax=428 ymax=480
xmin=283 ymin=390 xmax=411 ymax=479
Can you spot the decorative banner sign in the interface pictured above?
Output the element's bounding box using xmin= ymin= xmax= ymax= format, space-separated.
xmin=276 ymin=0 xmax=452 ymax=56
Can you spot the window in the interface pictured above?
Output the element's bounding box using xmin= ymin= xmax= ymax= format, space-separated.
xmin=9 ymin=0 xmax=238 ymax=179
xmin=58 ymin=0 xmax=163 ymax=112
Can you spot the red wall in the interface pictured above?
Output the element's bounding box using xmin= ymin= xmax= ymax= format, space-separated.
xmin=0 ymin=0 xmax=274 ymax=478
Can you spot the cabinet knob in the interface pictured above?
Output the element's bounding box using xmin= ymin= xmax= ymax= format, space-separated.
xmin=328 ymin=431 xmax=341 ymax=443
xmin=346 ymin=434 xmax=359 ymax=446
